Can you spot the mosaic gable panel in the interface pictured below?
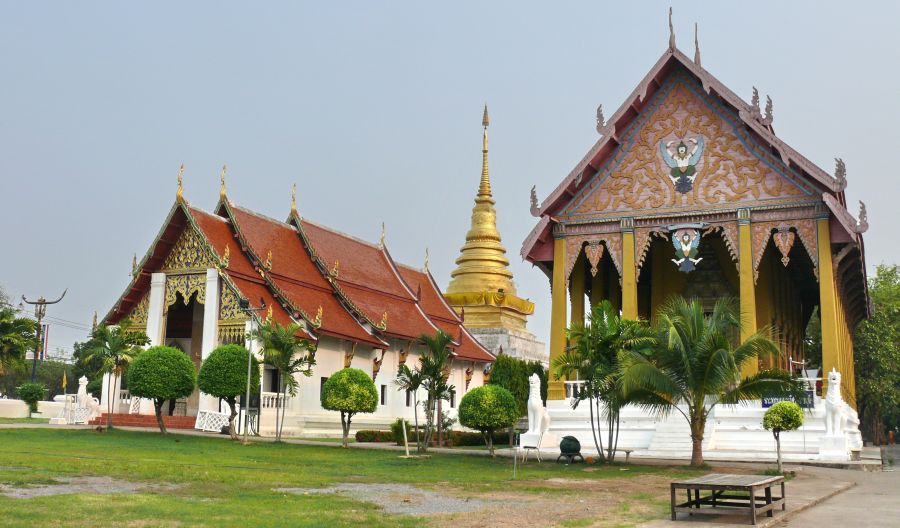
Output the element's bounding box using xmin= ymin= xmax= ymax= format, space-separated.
xmin=564 ymin=76 xmax=810 ymax=218
xmin=161 ymin=227 xmax=219 ymax=272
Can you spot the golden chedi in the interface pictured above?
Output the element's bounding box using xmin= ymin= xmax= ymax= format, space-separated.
xmin=445 ymin=106 xmax=545 ymax=363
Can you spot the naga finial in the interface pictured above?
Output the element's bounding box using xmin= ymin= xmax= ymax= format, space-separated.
xmin=834 ymin=158 xmax=847 ymax=191
xmin=762 ymin=96 xmax=774 ymax=126
xmin=856 ymin=201 xmax=868 ymax=233
xmin=314 ymin=305 xmax=323 ymax=327
xmin=176 ymin=164 xmax=185 ymax=203
xmin=530 ymin=185 xmax=541 ymax=217
xmin=694 ymin=22 xmax=701 ymax=66
xmin=668 ymin=7 xmax=675 ymax=52
xmin=290 ymin=183 xmax=298 ymax=216
xmin=220 ymin=244 xmax=230 ymax=269
xmin=595 ymin=104 xmax=605 ymax=134
xmin=132 ymin=253 xmax=138 ymax=276
xmin=330 ymin=259 xmax=340 ymax=278
xmin=750 ymin=87 xmax=761 ymax=118
xmin=424 ymin=248 xmax=429 ymax=271
xmin=264 ymin=249 xmax=273 ymax=271
xmin=379 ymin=222 xmax=386 ymax=248
xmin=219 ymin=164 xmax=227 ymax=200
xmin=380 ymin=311 xmax=388 ymax=330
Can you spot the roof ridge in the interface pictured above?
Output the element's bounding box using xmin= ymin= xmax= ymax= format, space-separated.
xmin=300 ymin=217 xmax=383 ymax=251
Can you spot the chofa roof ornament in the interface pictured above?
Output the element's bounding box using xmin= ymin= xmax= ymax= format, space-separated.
xmin=834 ymin=158 xmax=848 ymax=191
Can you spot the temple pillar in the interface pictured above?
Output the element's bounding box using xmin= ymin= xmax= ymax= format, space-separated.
xmin=738 ymin=210 xmax=758 ymax=377
xmin=621 ymin=219 xmax=638 ymax=320
xmin=548 ymin=236 xmax=568 ymax=400
xmin=816 ymin=217 xmax=841 ymax=397
xmin=145 ymin=272 xmax=167 ymax=346
xmin=570 ymin=255 xmax=585 ymax=328
xmin=199 ymin=268 xmax=221 ymax=412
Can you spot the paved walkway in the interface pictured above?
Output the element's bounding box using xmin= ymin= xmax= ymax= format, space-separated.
xmin=783 ymin=446 xmax=899 ymax=527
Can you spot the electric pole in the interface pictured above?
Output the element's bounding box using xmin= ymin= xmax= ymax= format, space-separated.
xmin=21 ymin=290 xmax=67 ymax=382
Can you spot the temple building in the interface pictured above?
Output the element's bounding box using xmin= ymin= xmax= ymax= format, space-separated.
xmin=522 ymin=22 xmax=868 ymax=460
xmin=99 ymin=169 xmax=493 ymax=436
xmin=444 ymin=107 xmax=546 ymax=364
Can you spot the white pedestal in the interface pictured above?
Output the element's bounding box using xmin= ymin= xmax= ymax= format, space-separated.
xmin=818 ymin=435 xmax=849 ymax=461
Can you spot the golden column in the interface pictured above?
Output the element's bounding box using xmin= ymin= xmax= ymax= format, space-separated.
xmin=445 ymin=106 xmax=535 ymax=330
xmin=816 ymin=215 xmax=842 ymax=396
xmin=738 ymin=209 xmax=758 ymax=377
xmin=548 ymin=235 xmax=568 ymax=400
xmin=621 ymin=218 xmax=638 ymax=320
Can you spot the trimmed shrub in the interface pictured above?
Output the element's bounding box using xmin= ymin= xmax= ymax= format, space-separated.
xmin=18 ymin=382 xmax=46 ymax=414
xmin=458 ymin=384 xmax=520 ymax=456
xmin=390 ymin=417 xmax=415 ymax=445
xmin=763 ymin=401 xmax=804 ymax=472
xmin=447 ymin=430 xmax=508 ymax=447
xmin=321 ymin=368 xmax=378 ymax=448
xmin=128 ymin=346 xmax=196 ymax=434
xmin=198 ymin=344 xmax=260 ymax=440
xmin=354 ymin=430 xmax=394 ymax=443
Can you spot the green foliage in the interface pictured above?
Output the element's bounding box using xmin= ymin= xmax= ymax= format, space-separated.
xmin=488 ymin=355 xmax=548 ymax=416
xmin=82 ymin=322 xmax=149 ymax=428
xmin=17 ymin=382 xmax=46 ymax=413
xmin=86 ymin=377 xmax=102 ymax=398
xmin=198 ymin=344 xmax=260 ymax=400
xmin=321 ymin=368 xmax=378 ymax=414
xmin=804 ymin=307 xmax=822 ymax=369
xmin=354 ymin=430 xmax=394 ymax=442
xmin=458 ymin=384 xmax=519 ymax=455
xmin=0 ymin=360 xmax=72 ymax=401
xmin=252 ymin=321 xmax=317 ymax=442
xmin=0 ymin=303 xmax=37 ymax=374
xmin=407 ymin=330 xmax=455 ymax=452
xmin=446 ymin=430 xmax=507 ymax=447
xmin=763 ymin=401 xmax=804 ymax=433
xmin=390 ymin=418 xmax=415 ymax=445
xmin=555 ymin=300 xmax=655 ymax=462
xmin=854 ymin=264 xmax=900 ymax=444
xmin=621 ymin=297 xmax=803 ymax=466
xmin=128 ymin=346 xmax=196 ymax=433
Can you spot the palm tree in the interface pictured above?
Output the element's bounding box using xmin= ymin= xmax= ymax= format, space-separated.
xmin=552 ymin=300 xmax=655 ymax=462
xmin=417 ymin=331 xmax=455 ymax=452
xmin=621 ymin=297 xmax=802 ymax=466
xmin=82 ymin=321 xmax=149 ymax=428
xmin=252 ymin=321 xmax=316 ymax=442
xmin=394 ymin=364 xmax=423 ymax=452
xmin=0 ymin=304 xmax=36 ymax=375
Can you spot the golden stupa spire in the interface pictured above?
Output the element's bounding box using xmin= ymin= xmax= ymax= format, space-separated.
xmin=444 ymin=107 xmax=535 ymax=329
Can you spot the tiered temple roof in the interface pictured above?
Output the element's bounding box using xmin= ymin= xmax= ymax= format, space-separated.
xmin=104 ymin=189 xmax=493 ymax=363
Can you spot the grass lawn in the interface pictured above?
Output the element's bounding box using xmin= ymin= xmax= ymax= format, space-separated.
xmin=0 ymin=417 xmax=48 ymax=424
xmin=0 ymin=428 xmax=701 ymax=527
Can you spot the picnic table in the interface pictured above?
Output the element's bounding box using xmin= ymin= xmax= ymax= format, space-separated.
xmin=670 ymin=473 xmax=785 ymax=525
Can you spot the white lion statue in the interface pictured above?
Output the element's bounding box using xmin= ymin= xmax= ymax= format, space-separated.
xmin=823 ymin=368 xmax=862 ymax=451
xmin=76 ymin=376 xmax=102 ymax=422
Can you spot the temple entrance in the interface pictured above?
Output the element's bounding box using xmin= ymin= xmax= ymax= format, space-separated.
xmin=163 ymin=290 xmax=204 ymax=416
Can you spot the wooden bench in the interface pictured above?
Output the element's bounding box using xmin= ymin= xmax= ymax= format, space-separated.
xmin=670 ymin=473 xmax=785 ymax=525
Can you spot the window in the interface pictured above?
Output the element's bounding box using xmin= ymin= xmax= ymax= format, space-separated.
xmin=320 ymin=377 xmax=328 ymax=402
xmin=405 ymin=390 xmax=412 ymax=407
xmin=380 ymin=385 xmax=387 ymax=406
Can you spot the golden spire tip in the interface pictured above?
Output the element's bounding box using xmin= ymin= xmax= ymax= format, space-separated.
xmin=290 ymin=183 xmax=298 ymax=215
xmin=176 ymin=164 xmax=185 ymax=203
xmin=482 ymin=104 xmax=489 ymax=128
xmin=219 ymin=165 xmax=227 ymax=200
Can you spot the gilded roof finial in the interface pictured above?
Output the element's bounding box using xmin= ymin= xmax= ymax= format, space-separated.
xmin=694 ymin=22 xmax=701 ymax=66
xmin=264 ymin=249 xmax=273 ymax=271
xmin=314 ymin=305 xmax=323 ymax=327
xmin=380 ymin=222 xmax=386 ymax=248
xmin=176 ymin=164 xmax=185 ymax=203
xmin=668 ymin=7 xmax=675 ymax=52
xmin=290 ymin=183 xmax=298 ymax=216
xmin=132 ymin=253 xmax=138 ymax=276
xmin=595 ymin=104 xmax=605 ymax=134
xmin=265 ymin=304 xmax=273 ymax=324
xmin=330 ymin=259 xmax=340 ymax=278
xmin=856 ymin=201 xmax=868 ymax=233
xmin=220 ymin=244 xmax=230 ymax=269
xmin=479 ymin=104 xmax=492 ymax=198
xmin=834 ymin=158 xmax=847 ymax=191
xmin=424 ymin=247 xmax=430 ymax=271
xmin=219 ymin=165 xmax=227 ymax=201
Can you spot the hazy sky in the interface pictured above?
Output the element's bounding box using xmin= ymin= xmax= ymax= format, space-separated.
xmin=1 ymin=1 xmax=898 ymax=357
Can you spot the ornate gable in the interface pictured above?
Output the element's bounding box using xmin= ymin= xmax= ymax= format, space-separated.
xmin=561 ymin=70 xmax=815 ymax=221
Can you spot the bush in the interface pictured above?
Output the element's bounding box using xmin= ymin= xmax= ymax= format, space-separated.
xmin=321 ymin=368 xmax=378 ymax=447
xmin=18 ymin=382 xmax=46 ymax=414
xmin=198 ymin=344 xmax=260 ymax=439
xmin=354 ymin=430 xmax=394 ymax=442
xmin=390 ymin=417 xmax=415 ymax=445
xmin=763 ymin=401 xmax=804 ymax=472
xmin=86 ymin=377 xmax=103 ymax=399
xmin=488 ymin=355 xmax=548 ymax=417
xmin=446 ymin=430 xmax=508 ymax=447
xmin=128 ymin=346 xmax=196 ymax=434
xmin=458 ymin=384 xmax=520 ymax=455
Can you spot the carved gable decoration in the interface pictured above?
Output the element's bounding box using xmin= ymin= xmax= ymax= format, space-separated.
xmin=751 ymin=219 xmax=818 ymax=283
xmin=562 ymin=73 xmax=812 ymax=219
xmin=564 ymin=234 xmax=622 ymax=283
xmin=161 ymin=227 xmax=219 ymax=273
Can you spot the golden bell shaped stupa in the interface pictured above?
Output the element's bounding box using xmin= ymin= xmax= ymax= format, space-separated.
xmin=445 ymin=106 xmax=535 ymax=331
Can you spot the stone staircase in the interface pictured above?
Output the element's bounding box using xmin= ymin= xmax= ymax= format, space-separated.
xmin=89 ymin=413 xmax=197 ymax=430
xmin=642 ymin=408 xmax=714 ymax=458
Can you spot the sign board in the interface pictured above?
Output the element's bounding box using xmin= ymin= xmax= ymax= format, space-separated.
xmin=762 ymin=390 xmax=814 ymax=409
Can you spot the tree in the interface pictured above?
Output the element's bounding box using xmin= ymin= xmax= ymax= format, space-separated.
xmin=198 ymin=344 xmax=260 ymax=440
xmin=321 ymin=368 xmax=378 ymax=448
xmin=417 ymin=330 xmax=455 ymax=452
xmin=71 ymin=339 xmax=104 ymax=390
xmin=763 ymin=401 xmax=803 ymax=473
xmin=0 ymin=303 xmax=36 ymax=376
xmin=127 ymin=346 xmax=196 ymax=434
xmin=854 ymin=264 xmax=900 ymax=444
xmin=488 ymin=354 xmax=529 ymax=446
xmin=17 ymin=382 xmax=46 ymax=415
xmin=803 ymin=307 xmax=822 ymax=369
xmin=394 ymin=363 xmax=423 ymax=452
xmin=251 ymin=321 xmax=316 ymax=442
xmin=553 ymin=300 xmax=655 ymax=463
xmin=621 ymin=297 xmax=802 ymax=466
xmin=81 ymin=322 xmax=149 ymax=428
xmin=458 ymin=384 xmax=519 ymax=456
